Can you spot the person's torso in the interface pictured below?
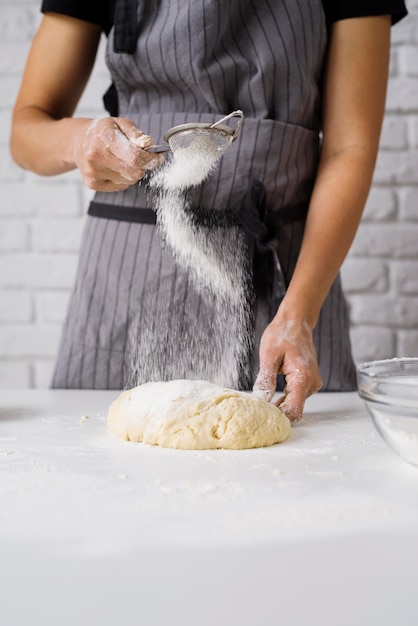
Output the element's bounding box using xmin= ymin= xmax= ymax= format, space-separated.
xmin=96 ymin=0 xmax=327 ymax=213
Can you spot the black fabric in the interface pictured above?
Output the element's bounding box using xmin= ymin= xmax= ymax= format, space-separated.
xmin=238 ymin=182 xmax=309 ymax=235
xmin=238 ymin=181 xmax=308 ymax=319
xmin=102 ymin=82 xmax=119 ymax=117
xmin=322 ymin=0 xmax=407 ymax=25
xmin=88 ymin=201 xmax=156 ymax=223
xmin=88 ymin=181 xmax=308 ymax=323
xmin=41 ymin=0 xmax=408 ymax=32
xmin=41 ymin=0 xmax=115 ymax=34
xmin=88 ymin=187 xmax=309 ymax=231
xmin=113 ymin=0 xmax=144 ymax=53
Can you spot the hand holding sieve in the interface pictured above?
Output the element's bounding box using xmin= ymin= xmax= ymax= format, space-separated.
xmin=145 ymin=110 xmax=244 ymax=154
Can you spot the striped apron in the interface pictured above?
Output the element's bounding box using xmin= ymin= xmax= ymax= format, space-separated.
xmin=51 ymin=0 xmax=357 ymax=391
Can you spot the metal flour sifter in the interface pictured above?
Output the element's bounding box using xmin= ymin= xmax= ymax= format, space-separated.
xmin=145 ymin=109 xmax=244 ymax=156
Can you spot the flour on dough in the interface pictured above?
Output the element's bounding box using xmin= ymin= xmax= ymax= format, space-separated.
xmin=107 ymin=379 xmax=291 ymax=450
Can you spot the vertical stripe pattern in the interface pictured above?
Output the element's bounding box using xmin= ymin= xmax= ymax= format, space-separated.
xmin=52 ymin=0 xmax=356 ymax=391
xmin=52 ymin=216 xmax=254 ymax=389
xmin=100 ymin=0 xmax=327 ymax=214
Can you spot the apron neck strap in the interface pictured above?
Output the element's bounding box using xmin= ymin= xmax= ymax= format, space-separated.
xmin=113 ymin=0 xmax=143 ymax=54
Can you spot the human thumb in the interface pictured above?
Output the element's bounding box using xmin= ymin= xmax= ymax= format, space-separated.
xmin=115 ymin=118 xmax=154 ymax=148
xmin=252 ymin=369 xmax=277 ymax=403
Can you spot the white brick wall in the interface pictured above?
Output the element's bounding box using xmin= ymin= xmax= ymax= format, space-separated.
xmin=0 ymin=0 xmax=109 ymax=388
xmin=0 ymin=1 xmax=417 ymax=388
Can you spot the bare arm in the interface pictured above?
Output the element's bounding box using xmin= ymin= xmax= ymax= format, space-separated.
xmin=254 ymin=16 xmax=391 ymax=420
xmin=10 ymin=13 xmax=160 ymax=189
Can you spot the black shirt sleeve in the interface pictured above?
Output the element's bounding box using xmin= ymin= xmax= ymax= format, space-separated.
xmin=323 ymin=0 xmax=408 ymax=25
xmin=41 ymin=0 xmax=408 ymax=35
xmin=41 ymin=0 xmax=114 ymax=34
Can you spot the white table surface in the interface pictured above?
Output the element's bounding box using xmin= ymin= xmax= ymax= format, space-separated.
xmin=1 ymin=389 xmax=417 ymax=626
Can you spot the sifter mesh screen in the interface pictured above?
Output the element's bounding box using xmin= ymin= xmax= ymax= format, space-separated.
xmin=167 ymin=128 xmax=233 ymax=156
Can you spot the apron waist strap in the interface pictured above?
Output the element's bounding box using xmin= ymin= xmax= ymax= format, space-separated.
xmin=237 ymin=179 xmax=309 ymax=240
xmin=239 ymin=180 xmax=309 ymax=321
xmin=113 ymin=0 xmax=144 ymax=54
xmin=88 ymin=201 xmax=157 ymax=224
xmin=88 ymin=188 xmax=309 ymax=232
xmin=89 ymin=182 xmax=307 ymax=330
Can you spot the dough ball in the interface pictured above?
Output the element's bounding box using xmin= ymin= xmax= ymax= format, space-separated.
xmin=107 ymin=379 xmax=291 ymax=450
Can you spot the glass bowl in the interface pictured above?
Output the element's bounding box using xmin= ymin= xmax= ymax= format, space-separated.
xmin=357 ymin=357 xmax=418 ymax=466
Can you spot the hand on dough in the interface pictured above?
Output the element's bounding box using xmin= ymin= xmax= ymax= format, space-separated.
xmin=253 ymin=318 xmax=322 ymax=422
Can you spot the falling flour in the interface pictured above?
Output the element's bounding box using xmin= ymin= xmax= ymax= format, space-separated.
xmin=125 ymin=132 xmax=253 ymax=390
xmin=152 ymin=133 xmax=223 ymax=190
